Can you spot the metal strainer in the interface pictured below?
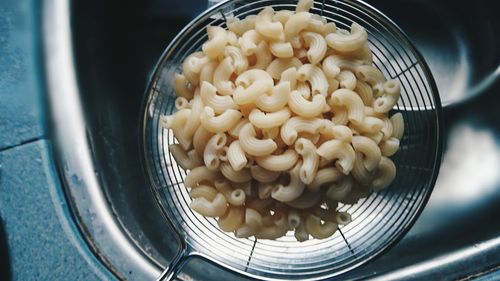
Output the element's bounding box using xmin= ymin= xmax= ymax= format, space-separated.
xmin=141 ymin=0 xmax=443 ymax=280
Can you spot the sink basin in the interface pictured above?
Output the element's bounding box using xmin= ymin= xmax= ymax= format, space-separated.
xmin=43 ymin=0 xmax=500 ymax=279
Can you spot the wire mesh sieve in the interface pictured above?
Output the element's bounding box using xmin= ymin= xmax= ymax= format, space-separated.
xmin=141 ymin=0 xmax=443 ymax=280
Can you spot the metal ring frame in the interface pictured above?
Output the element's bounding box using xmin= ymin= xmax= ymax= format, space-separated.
xmin=141 ymin=1 xmax=443 ymax=280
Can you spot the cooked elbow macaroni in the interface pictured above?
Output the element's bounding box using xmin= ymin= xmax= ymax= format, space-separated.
xmin=161 ymin=0 xmax=404 ymax=241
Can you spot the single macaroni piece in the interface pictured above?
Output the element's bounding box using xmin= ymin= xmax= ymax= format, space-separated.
xmin=317 ymin=139 xmax=356 ymax=174
xmin=184 ymin=166 xmax=220 ymax=188
xmin=288 ymin=90 xmax=327 ymax=118
xmin=297 ymin=64 xmax=329 ymax=96
xmin=320 ymin=121 xmax=353 ymax=142
xmin=281 ymin=116 xmax=324 ymax=145
xmin=202 ymin=26 xmax=227 ymax=59
xmin=193 ymin=126 xmax=214 ymax=156
xmin=380 ymin=137 xmax=400 ymax=157
xmin=252 ymin=41 xmax=273 ymax=70
xmin=170 ymin=108 xmax=192 ymax=150
xmin=335 ymin=212 xmax=352 ymax=225
xmin=226 ymin=31 xmax=238 ymax=46
xmin=227 ymin=16 xmax=256 ymax=36
xmin=199 ymin=61 xmax=218 ymax=85
xmin=255 ymin=81 xmax=291 ymax=112
xmin=234 ymin=69 xmax=274 ymax=105
xmin=352 ymin=136 xmax=381 ymax=172
xmin=225 ymin=45 xmax=249 ymax=74
xmin=269 ymin=41 xmax=294 ymax=58
xmin=220 ymin=162 xmax=252 ymax=183
xmin=182 ymin=52 xmax=204 ymax=86
xmin=351 ymin=151 xmax=376 ymax=184
xmin=200 ymin=107 xmax=242 ymax=133
xmin=239 ymin=123 xmax=278 ymax=156
xmin=374 ymin=79 xmax=401 ymax=113
xmin=285 ymin=12 xmax=311 ymax=39
xmin=325 ymin=22 xmax=367 ymax=52
xmin=227 ymin=140 xmax=248 ymax=171
xmin=322 ymin=22 xmax=337 ymax=36
xmin=273 ymin=10 xmax=294 ymax=25
xmin=296 ymin=0 xmax=314 ymax=12
xmin=218 ymin=206 xmax=245 ymax=232
xmin=200 ymin=81 xmax=237 ymax=114
xmin=280 ymin=117 xmax=325 ymax=145
xmin=204 ymin=133 xmax=227 ymax=171
xmin=337 ymin=70 xmax=357 ymax=90
xmin=213 ymin=57 xmax=235 ymax=95
xmin=173 ymin=73 xmax=194 ymax=99
xmin=294 ymin=138 xmax=319 ymax=184
xmin=355 ymin=65 xmax=387 ymax=87
xmin=350 ymin=116 xmax=384 ymax=134
xmin=306 ymin=214 xmax=337 ymax=239
xmin=355 ymin=80 xmax=374 ymax=106
xmin=381 ymin=117 xmax=393 ymax=140
xmin=239 ymin=29 xmax=263 ymax=56
xmin=390 ymin=112 xmax=405 ymax=140
xmin=271 ymin=161 xmax=306 ymax=202
xmin=249 ymin=107 xmax=291 ymax=129
xmin=307 ymin=15 xmax=326 ymax=34
xmin=266 ymin=57 xmax=303 ymax=79
xmin=256 ymin=7 xmax=284 ymax=40
xmin=330 ymin=89 xmax=365 ymax=124
xmin=190 ymin=185 xmax=218 ymax=201
xmin=326 ymin=176 xmax=353 ymax=201
xmin=255 ymin=213 xmax=289 ymax=239
xmin=235 ymin=208 xmax=263 ymax=238
xmin=255 ymin=149 xmax=299 ymax=172
xmin=190 ymin=192 xmax=227 ymax=217
xmin=184 ymin=54 xmax=211 ymax=76
xmin=184 ymin=94 xmax=203 ymax=139
xmin=302 ymin=31 xmax=327 ymax=65
xmin=372 ymin=156 xmax=396 ymax=191
xmin=322 ymin=55 xmax=365 ymax=78
xmin=170 ymin=144 xmax=203 ymax=170
xmin=308 ymin=167 xmax=344 ymax=190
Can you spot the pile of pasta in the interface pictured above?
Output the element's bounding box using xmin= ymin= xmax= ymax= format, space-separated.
xmin=161 ymin=0 xmax=405 ymax=241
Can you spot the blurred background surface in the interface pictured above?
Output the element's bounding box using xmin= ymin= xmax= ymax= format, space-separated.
xmin=0 ymin=0 xmax=499 ymax=280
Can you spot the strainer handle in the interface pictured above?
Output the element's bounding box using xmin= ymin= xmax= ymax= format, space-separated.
xmin=156 ymin=248 xmax=191 ymax=281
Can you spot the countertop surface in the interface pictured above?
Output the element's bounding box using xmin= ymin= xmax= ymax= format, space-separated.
xmin=0 ymin=0 xmax=113 ymax=280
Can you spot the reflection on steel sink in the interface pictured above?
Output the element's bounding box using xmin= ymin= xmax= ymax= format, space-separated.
xmin=44 ymin=0 xmax=500 ymax=279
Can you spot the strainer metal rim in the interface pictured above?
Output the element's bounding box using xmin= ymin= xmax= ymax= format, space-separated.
xmin=139 ymin=0 xmax=444 ymax=280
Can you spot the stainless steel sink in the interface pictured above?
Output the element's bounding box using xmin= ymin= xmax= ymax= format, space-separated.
xmin=44 ymin=0 xmax=500 ymax=280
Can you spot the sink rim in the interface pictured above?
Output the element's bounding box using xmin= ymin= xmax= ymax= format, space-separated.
xmin=42 ymin=0 xmax=162 ymax=279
